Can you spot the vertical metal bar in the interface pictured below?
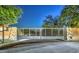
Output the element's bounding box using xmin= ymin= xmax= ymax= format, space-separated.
xmin=45 ymin=28 xmax=46 ymax=39
xmin=40 ymin=28 xmax=42 ymax=39
xmin=38 ymin=29 xmax=40 ymax=39
xmin=63 ymin=28 xmax=65 ymax=39
xmin=23 ymin=29 xmax=24 ymax=36
xmin=45 ymin=28 xmax=46 ymax=36
xmin=52 ymin=28 xmax=53 ymax=36
xmin=51 ymin=28 xmax=53 ymax=36
xmin=63 ymin=28 xmax=67 ymax=40
xmin=35 ymin=29 xmax=36 ymax=39
xmin=58 ymin=28 xmax=60 ymax=36
xmin=17 ymin=28 xmax=18 ymax=40
xmin=35 ymin=29 xmax=37 ymax=36
xmin=29 ymin=28 xmax=30 ymax=36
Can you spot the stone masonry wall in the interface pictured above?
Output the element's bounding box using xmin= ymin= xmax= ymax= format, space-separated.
xmin=67 ymin=28 xmax=79 ymax=41
xmin=0 ymin=27 xmax=17 ymax=40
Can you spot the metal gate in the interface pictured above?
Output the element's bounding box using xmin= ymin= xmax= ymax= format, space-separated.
xmin=17 ymin=28 xmax=66 ymax=40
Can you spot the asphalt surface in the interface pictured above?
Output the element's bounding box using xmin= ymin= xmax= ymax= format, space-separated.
xmin=0 ymin=41 xmax=79 ymax=53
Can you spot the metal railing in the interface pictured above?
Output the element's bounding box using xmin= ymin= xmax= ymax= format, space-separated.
xmin=17 ymin=28 xmax=66 ymax=40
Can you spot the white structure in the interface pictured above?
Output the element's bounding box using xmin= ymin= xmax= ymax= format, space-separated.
xmin=18 ymin=28 xmax=65 ymax=40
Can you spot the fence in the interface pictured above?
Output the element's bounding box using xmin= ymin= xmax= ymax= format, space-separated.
xmin=17 ymin=28 xmax=66 ymax=40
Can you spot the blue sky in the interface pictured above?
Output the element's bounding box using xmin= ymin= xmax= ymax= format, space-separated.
xmin=16 ymin=5 xmax=64 ymax=28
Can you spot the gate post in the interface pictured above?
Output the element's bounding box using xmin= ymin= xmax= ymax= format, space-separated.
xmin=58 ymin=28 xmax=60 ymax=36
xmin=29 ymin=28 xmax=30 ymax=37
xmin=40 ymin=28 xmax=42 ymax=39
xmin=63 ymin=28 xmax=67 ymax=40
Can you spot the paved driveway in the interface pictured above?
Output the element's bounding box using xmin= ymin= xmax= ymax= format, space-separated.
xmin=0 ymin=42 xmax=79 ymax=53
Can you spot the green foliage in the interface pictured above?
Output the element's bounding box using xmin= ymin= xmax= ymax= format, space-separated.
xmin=60 ymin=5 xmax=79 ymax=27
xmin=42 ymin=15 xmax=54 ymax=28
xmin=42 ymin=5 xmax=79 ymax=28
xmin=0 ymin=5 xmax=22 ymax=25
xmin=42 ymin=15 xmax=61 ymax=28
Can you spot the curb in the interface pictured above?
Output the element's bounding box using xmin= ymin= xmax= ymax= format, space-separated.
xmin=0 ymin=39 xmax=79 ymax=49
xmin=0 ymin=39 xmax=64 ymax=49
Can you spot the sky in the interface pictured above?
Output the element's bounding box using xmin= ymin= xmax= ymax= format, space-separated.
xmin=16 ymin=5 xmax=64 ymax=28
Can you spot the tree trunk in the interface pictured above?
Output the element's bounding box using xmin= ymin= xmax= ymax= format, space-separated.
xmin=2 ymin=25 xmax=4 ymax=43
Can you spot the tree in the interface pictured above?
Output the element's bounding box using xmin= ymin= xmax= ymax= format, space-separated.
xmin=53 ymin=16 xmax=62 ymax=28
xmin=42 ymin=15 xmax=55 ymax=28
xmin=42 ymin=15 xmax=61 ymax=28
xmin=60 ymin=5 xmax=79 ymax=27
xmin=0 ymin=5 xmax=22 ymax=43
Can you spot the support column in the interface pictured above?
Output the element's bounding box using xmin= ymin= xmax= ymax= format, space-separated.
xmin=63 ymin=28 xmax=67 ymax=40
xmin=58 ymin=28 xmax=60 ymax=36
xmin=45 ymin=28 xmax=46 ymax=36
xmin=29 ymin=28 xmax=30 ymax=36
xmin=35 ymin=29 xmax=37 ymax=36
xmin=23 ymin=29 xmax=25 ymax=36
xmin=40 ymin=28 xmax=42 ymax=39
xmin=51 ymin=28 xmax=53 ymax=36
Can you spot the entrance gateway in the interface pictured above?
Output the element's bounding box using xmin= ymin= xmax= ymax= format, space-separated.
xmin=17 ymin=28 xmax=66 ymax=40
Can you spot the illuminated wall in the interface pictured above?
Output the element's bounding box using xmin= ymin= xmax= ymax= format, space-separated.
xmin=67 ymin=28 xmax=79 ymax=40
xmin=0 ymin=27 xmax=17 ymax=40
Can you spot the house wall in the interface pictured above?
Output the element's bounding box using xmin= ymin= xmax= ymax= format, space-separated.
xmin=0 ymin=27 xmax=17 ymax=40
